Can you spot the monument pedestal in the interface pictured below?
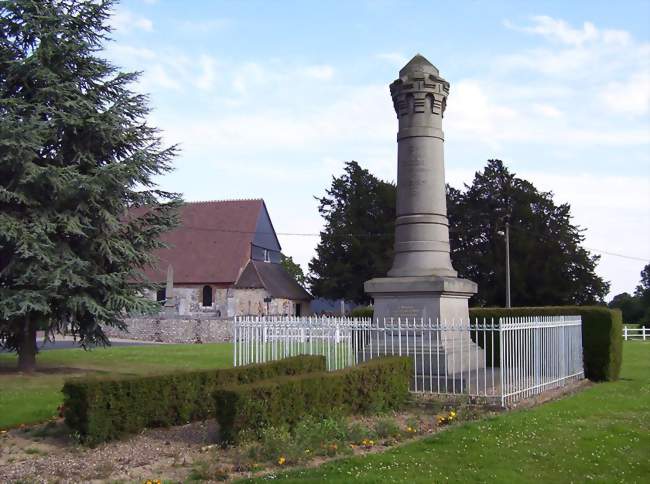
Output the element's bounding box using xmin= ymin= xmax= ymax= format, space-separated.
xmin=364 ymin=276 xmax=485 ymax=376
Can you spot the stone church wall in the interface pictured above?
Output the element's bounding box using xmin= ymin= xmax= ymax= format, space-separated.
xmin=140 ymin=285 xmax=310 ymax=320
xmin=103 ymin=317 xmax=232 ymax=344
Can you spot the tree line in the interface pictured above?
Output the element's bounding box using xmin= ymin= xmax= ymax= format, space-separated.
xmin=308 ymin=160 xmax=611 ymax=307
xmin=608 ymin=265 xmax=650 ymax=325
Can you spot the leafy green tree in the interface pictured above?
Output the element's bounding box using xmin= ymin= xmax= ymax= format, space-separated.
xmin=308 ymin=161 xmax=395 ymax=303
xmin=448 ymin=160 xmax=609 ymax=306
xmin=0 ymin=0 xmax=180 ymax=371
xmin=608 ymin=292 xmax=643 ymax=324
xmin=280 ymin=254 xmax=306 ymax=288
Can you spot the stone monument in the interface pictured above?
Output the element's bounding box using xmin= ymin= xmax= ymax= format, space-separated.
xmin=163 ymin=264 xmax=177 ymax=314
xmin=364 ymin=54 xmax=482 ymax=374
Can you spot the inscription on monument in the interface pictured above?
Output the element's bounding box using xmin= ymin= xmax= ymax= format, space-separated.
xmin=395 ymin=305 xmax=420 ymax=319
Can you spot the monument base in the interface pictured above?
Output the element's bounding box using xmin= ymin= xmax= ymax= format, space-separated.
xmin=363 ymin=275 xmax=485 ymax=376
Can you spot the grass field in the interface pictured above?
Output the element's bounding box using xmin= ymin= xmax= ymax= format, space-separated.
xmin=244 ymin=341 xmax=650 ymax=483
xmin=0 ymin=343 xmax=233 ymax=429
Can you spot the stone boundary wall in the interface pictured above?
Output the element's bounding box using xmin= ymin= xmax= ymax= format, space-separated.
xmin=103 ymin=317 xmax=232 ymax=344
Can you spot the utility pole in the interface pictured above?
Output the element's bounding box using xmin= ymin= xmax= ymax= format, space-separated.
xmin=505 ymin=220 xmax=511 ymax=308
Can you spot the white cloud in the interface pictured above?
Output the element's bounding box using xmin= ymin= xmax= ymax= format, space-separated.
xmin=445 ymin=79 xmax=520 ymax=147
xmin=505 ymin=16 xmax=599 ymax=46
xmin=108 ymin=44 xmax=156 ymax=62
xmin=299 ymin=65 xmax=335 ymax=81
xmin=500 ymin=16 xmax=650 ymax=80
xmin=195 ymin=55 xmax=218 ymax=90
xmin=603 ymin=72 xmax=650 ymax=115
xmin=532 ymin=103 xmax=563 ymax=118
xmin=231 ymin=62 xmax=269 ymax=95
xmin=445 ymin=17 xmax=650 ymax=151
xmin=375 ymin=52 xmax=408 ymax=66
xmin=161 ymin=83 xmax=392 ymax=153
xmin=178 ymin=18 xmax=231 ymax=33
xmin=142 ymin=64 xmax=182 ymax=91
xmin=110 ymin=8 xmax=153 ymax=33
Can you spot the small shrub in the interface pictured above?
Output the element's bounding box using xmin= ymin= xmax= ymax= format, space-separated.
xmin=293 ymin=416 xmax=350 ymax=453
xmin=347 ymin=421 xmax=375 ymax=443
xmin=215 ymin=356 xmax=412 ymax=443
xmin=247 ymin=426 xmax=301 ymax=464
xmin=404 ymin=416 xmax=422 ymax=435
xmin=373 ymin=418 xmax=401 ymax=439
xmin=351 ymin=306 xmax=374 ymax=319
xmin=63 ymin=355 xmax=326 ymax=445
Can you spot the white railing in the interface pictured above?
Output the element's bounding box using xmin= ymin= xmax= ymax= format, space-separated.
xmin=232 ymin=315 xmax=584 ymax=407
xmin=623 ymin=326 xmax=648 ymax=340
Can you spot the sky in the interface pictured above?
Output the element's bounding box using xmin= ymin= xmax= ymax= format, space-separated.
xmin=105 ymin=0 xmax=650 ymax=298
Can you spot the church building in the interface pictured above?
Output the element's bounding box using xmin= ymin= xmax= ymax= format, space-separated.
xmin=142 ymin=199 xmax=311 ymax=317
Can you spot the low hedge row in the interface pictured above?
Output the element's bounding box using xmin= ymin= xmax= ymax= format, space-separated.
xmin=469 ymin=306 xmax=622 ymax=381
xmin=214 ymin=356 xmax=412 ymax=443
xmin=62 ymin=355 xmax=326 ymax=445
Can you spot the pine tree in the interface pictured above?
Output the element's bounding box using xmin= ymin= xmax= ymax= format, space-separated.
xmin=308 ymin=161 xmax=395 ymax=303
xmin=0 ymin=0 xmax=181 ymax=371
xmin=447 ymin=160 xmax=610 ymax=306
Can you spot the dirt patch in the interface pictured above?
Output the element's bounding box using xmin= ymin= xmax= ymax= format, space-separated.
xmin=1 ymin=419 xmax=218 ymax=483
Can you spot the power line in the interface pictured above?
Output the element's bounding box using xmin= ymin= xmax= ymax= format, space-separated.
xmin=584 ymin=248 xmax=648 ymax=263
xmin=179 ymin=225 xmax=649 ymax=262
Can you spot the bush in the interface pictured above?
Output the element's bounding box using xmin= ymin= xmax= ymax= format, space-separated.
xmin=470 ymin=306 xmax=622 ymax=381
xmin=373 ymin=417 xmax=401 ymax=439
xmin=214 ymin=356 xmax=412 ymax=443
xmin=62 ymin=355 xmax=326 ymax=445
xmin=351 ymin=306 xmax=374 ymax=318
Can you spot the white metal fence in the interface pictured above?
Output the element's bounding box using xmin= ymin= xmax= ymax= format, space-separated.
xmin=623 ymin=326 xmax=649 ymax=341
xmin=233 ymin=315 xmax=584 ymax=407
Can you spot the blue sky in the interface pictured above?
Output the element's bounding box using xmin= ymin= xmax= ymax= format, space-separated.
xmin=106 ymin=0 xmax=650 ymax=297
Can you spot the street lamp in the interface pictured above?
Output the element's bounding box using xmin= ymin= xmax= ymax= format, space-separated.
xmin=497 ymin=219 xmax=511 ymax=308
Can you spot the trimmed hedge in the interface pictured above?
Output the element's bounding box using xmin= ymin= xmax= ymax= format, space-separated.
xmin=62 ymin=355 xmax=326 ymax=445
xmin=351 ymin=306 xmax=374 ymax=318
xmin=470 ymin=306 xmax=623 ymax=382
xmin=214 ymin=356 xmax=412 ymax=443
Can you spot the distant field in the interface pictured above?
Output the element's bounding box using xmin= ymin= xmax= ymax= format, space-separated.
xmin=0 ymin=343 xmax=233 ymax=429
xmin=244 ymin=341 xmax=650 ymax=483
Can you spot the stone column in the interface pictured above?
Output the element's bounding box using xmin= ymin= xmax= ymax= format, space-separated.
xmin=388 ymin=54 xmax=456 ymax=278
xmin=364 ymin=54 xmax=482 ymax=376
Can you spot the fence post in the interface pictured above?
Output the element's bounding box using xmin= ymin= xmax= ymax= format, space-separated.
xmin=624 ymin=326 xmax=628 ymax=341
xmin=644 ymin=326 xmax=647 ymax=341
xmin=499 ymin=318 xmax=505 ymax=407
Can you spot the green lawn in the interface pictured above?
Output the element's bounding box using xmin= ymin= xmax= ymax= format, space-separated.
xmin=0 ymin=343 xmax=233 ymax=429
xmin=246 ymin=341 xmax=650 ymax=483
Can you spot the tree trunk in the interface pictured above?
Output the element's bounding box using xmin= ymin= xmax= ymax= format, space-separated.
xmin=18 ymin=315 xmax=37 ymax=373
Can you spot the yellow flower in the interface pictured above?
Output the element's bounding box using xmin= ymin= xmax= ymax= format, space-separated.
xmin=278 ymin=456 xmax=286 ymax=465
xmin=450 ymin=411 xmax=457 ymax=418
xmin=304 ymin=449 xmax=311 ymax=454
